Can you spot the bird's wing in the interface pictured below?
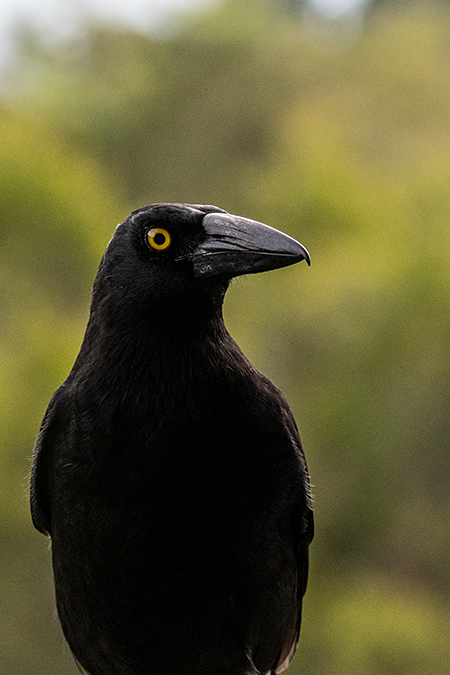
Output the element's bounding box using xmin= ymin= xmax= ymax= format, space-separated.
xmin=273 ymin=404 xmax=314 ymax=674
xmin=30 ymin=390 xmax=66 ymax=537
xmin=274 ymin=503 xmax=313 ymax=674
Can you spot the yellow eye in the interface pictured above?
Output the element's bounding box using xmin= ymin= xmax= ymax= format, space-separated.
xmin=147 ymin=228 xmax=171 ymax=251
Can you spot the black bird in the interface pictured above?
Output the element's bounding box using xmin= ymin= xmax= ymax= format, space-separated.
xmin=31 ymin=203 xmax=314 ymax=675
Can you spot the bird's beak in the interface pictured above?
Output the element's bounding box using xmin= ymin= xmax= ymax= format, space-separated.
xmin=191 ymin=212 xmax=310 ymax=278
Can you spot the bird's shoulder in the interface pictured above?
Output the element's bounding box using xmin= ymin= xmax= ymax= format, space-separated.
xmin=214 ymin=337 xmax=303 ymax=447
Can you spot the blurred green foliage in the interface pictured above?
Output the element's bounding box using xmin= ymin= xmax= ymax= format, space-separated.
xmin=2 ymin=0 xmax=450 ymax=672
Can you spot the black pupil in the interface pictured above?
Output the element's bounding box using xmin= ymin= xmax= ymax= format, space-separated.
xmin=154 ymin=232 xmax=166 ymax=246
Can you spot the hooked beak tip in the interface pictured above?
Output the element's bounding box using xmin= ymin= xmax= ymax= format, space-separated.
xmin=192 ymin=212 xmax=310 ymax=278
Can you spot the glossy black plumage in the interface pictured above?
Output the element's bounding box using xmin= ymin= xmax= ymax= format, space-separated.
xmin=30 ymin=203 xmax=314 ymax=675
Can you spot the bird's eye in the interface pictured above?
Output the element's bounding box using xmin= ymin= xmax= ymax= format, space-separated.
xmin=146 ymin=228 xmax=171 ymax=251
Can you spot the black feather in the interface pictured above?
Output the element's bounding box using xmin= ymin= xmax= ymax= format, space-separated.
xmin=31 ymin=203 xmax=313 ymax=675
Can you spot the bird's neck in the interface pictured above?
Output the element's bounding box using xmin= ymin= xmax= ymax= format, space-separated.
xmin=71 ymin=297 xmax=234 ymax=397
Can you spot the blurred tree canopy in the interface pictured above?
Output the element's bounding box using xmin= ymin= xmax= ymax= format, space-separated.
xmin=2 ymin=0 xmax=450 ymax=673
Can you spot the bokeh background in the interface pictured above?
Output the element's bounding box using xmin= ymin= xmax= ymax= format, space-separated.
xmin=2 ymin=0 xmax=450 ymax=672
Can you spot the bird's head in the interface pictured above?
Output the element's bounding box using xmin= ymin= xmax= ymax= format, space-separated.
xmin=92 ymin=203 xmax=310 ymax=327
